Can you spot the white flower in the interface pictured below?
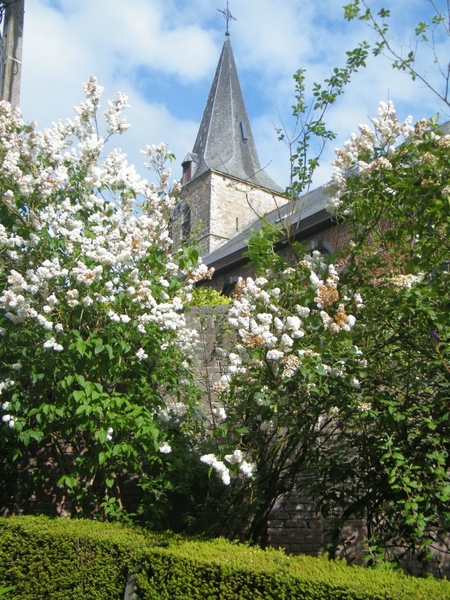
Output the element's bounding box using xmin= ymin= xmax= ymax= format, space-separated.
xmin=106 ymin=427 xmax=113 ymax=441
xmin=0 ymin=380 xmax=14 ymax=396
xmin=43 ymin=337 xmax=63 ymax=351
xmin=135 ymin=348 xmax=148 ymax=360
xmin=350 ymin=377 xmax=361 ymax=389
xmin=200 ymin=454 xmax=216 ymax=466
xmin=285 ymin=316 xmax=301 ymax=331
xmin=239 ymin=460 xmax=255 ymax=478
xmin=212 ymin=406 xmax=227 ymax=421
xmin=82 ymin=296 xmax=93 ymax=308
xmin=221 ymin=470 xmax=231 ymax=485
xmin=2 ymin=414 xmax=17 ymax=427
xmin=329 ymin=366 xmax=344 ymax=378
xmin=200 ymin=454 xmax=231 ymax=485
xmin=158 ymin=442 xmax=172 ymax=454
xmin=280 ymin=333 xmax=294 ymax=350
xmin=266 ymin=349 xmax=284 ymax=361
xmin=37 ymin=315 xmax=53 ymax=331
xmin=228 ymin=352 xmax=241 ymax=364
xmin=225 ymin=449 xmax=243 ymax=464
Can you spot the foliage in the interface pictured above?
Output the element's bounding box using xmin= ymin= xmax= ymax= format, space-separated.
xmin=278 ymin=43 xmax=369 ymax=199
xmin=138 ymin=541 xmax=450 ymax=600
xmin=198 ymin=227 xmax=366 ymax=544
xmin=319 ymin=103 xmax=450 ymax=567
xmin=0 ymin=515 xmax=157 ymax=600
xmin=1 ymin=516 xmax=450 ymax=600
xmin=0 ymin=79 xmax=207 ymax=523
xmin=187 ymin=286 xmax=231 ymax=307
xmin=196 ymin=100 xmax=450 ymax=571
xmin=343 ymin=0 xmax=450 ymax=109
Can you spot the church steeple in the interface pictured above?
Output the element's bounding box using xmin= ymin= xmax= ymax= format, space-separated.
xmin=174 ymin=30 xmax=287 ymax=256
xmin=184 ymin=37 xmax=283 ymax=193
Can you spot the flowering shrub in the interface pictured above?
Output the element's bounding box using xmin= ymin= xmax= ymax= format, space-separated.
xmin=197 ymin=103 xmax=450 ymax=572
xmin=318 ymin=103 xmax=450 ymax=567
xmin=199 ymin=229 xmax=366 ymax=542
xmin=0 ymin=78 xmax=207 ymax=521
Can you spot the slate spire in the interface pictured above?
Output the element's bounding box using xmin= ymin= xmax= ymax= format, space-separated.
xmin=185 ymin=36 xmax=283 ymax=193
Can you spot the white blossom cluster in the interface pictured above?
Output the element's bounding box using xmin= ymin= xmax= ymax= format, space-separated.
xmin=389 ymin=273 xmax=423 ymax=289
xmin=326 ymin=101 xmax=414 ymax=217
xmin=225 ymin=256 xmax=358 ymax=373
xmin=1 ymin=400 xmax=17 ymax=427
xmin=226 ymin=275 xmax=306 ymax=370
xmin=204 ymin=254 xmax=364 ymax=485
xmin=158 ymin=442 xmax=172 ymax=454
xmin=0 ymin=79 xmax=207 ymax=428
xmin=200 ymin=453 xmax=231 ymax=485
xmin=200 ymin=449 xmax=255 ymax=485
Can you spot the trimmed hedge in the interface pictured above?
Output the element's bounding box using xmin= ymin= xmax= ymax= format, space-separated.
xmin=0 ymin=517 xmax=158 ymax=600
xmin=135 ymin=540 xmax=450 ymax=600
xmin=0 ymin=517 xmax=449 ymax=600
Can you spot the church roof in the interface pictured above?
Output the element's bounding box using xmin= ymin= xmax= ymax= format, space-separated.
xmin=186 ymin=36 xmax=283 ymax=193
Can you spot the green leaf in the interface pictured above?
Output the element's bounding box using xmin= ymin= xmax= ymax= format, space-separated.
xmin=73 ymin=390 xmax=85 ymax=402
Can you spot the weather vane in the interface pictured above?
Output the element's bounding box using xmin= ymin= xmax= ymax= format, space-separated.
xmin=218 ymin=2 xmax=237 ymax=36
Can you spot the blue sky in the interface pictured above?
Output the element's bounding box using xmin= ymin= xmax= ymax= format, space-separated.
xmin=20 ymin=0 xmax=450 ymax=190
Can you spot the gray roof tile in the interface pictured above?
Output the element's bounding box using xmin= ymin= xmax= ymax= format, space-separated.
xmin=188 ymin=37 xmax=283 ymax=193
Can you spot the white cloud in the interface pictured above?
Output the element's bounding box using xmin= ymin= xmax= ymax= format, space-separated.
xmin=18 ymin=0 xmax=449 ymax=192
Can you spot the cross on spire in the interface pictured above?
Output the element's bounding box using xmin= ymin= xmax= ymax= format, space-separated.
xmin=217 ymin=2 xmax=236 ymax=36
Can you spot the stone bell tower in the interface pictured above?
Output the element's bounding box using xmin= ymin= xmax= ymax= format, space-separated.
xmin=172 ymin=29 xmax=287 ymax=256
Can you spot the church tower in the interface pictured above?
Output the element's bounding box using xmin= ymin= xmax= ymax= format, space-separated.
xmin=172 ymin=30 xmax=288 ymax=255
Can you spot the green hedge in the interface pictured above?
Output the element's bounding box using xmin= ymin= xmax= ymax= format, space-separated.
xmin=136 ymin=540 xmax=450 ymax=600
xmin=0 ymin=517 xmax=449 ymax=600
xmin=0 ymin=517 xmax=157 ymax=600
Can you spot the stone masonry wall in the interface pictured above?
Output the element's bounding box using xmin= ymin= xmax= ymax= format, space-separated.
xmin=173 ymin=171 xmax=288 ymax=255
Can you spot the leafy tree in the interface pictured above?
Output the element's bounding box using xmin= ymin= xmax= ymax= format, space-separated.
xmin=0 ymin=78 xmax=207 ymax=524
xmin=278 ymin=43 xmax=369 ymax=199
xmin=319 ymin=102 xmax=450 ymax=569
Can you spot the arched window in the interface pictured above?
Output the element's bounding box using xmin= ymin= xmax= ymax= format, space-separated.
xmin=182 ymin=204 xmax=191 ymax=242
